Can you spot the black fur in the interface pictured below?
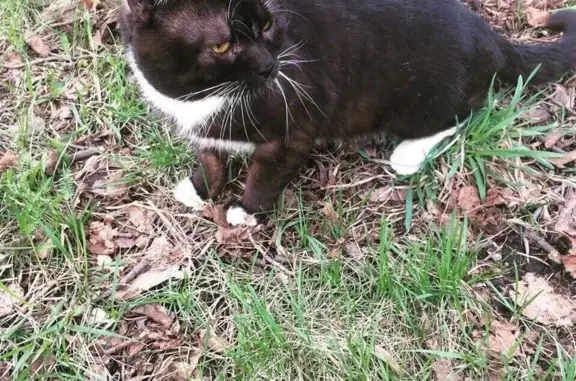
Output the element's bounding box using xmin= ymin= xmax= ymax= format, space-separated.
xmin=122 ymin=0 xmax=576 ymax=214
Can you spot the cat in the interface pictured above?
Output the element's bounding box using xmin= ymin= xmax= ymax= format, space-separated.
xmin=120 ymin=0 xmax=576 ymax=226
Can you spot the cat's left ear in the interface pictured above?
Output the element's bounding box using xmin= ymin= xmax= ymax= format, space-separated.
xmin=125 ymin=0 xmax=156 ymax=22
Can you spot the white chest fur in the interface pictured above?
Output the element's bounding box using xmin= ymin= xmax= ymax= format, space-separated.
xmin=127 ymin=50 xmax=256 ymax=154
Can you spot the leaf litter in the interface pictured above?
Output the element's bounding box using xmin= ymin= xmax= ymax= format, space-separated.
xmin=512 ymin=273 xmax=576 ymax=327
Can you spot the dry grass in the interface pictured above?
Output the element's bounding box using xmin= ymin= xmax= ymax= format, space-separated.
xmin=1 ymin=0 xmax=575 ymax=380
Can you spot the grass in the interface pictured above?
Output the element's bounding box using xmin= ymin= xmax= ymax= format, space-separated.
xmin=1 ymin=0 xmax=575 ymax=380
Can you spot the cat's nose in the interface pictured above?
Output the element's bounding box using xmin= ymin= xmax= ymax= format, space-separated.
xmin=258 ymin=62 xmax=276 ymax=78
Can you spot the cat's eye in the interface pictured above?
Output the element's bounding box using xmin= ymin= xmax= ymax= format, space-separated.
xmin=263 ymin=19 xmax=273 ymax=31
xmin=212 ymin=41 xmax=231 ymax=54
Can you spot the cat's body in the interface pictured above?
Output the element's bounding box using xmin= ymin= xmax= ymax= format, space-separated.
xmin=121 ymin=0 xmax=576 ymax=225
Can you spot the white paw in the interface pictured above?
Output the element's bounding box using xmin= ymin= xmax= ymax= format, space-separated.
xmin=226 ymin=206 xmax=258 ymax=227
xmin=389 ymin=140 xmax=427 ymax=175
xmin=173 ymin=178 xmax=204 ymax=210
xmin=390 ymin=127 xmax=458 ymax=175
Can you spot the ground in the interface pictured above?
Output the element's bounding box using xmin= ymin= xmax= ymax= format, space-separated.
xmin=1 ymin=0 xmax=576 ymax=380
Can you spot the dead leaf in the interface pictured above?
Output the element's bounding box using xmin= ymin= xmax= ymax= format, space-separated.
xmin=512 ymin=273 xmax=576 ymax=327
xmin=0 ymin=151 xmax=18 ymax=173
xmin=4 ymin=51 xmax=22 ymax=67
xmin=87 ymin=221 xmax=118 ymax=256
xmin=522 ymin=104 xmax=551 ymax=123
xmin=431 ymin=359 xmax=463 ymax=381
xmin=81 ymin=0 xmax=99 ymax=11
xmin=562 ymin=248 xmax=576 ymax=278
xmin=555 ymin=190 xmax=576 ymax=237
xmin=132 ymin=304 xmax=173 ymax=329
xmin=92 ymin=172 xmax=129 ymax=198
xmin=544 ymin=132 xmax=563 ymax=149
xmin=322 ymin=202 xmax=339 ymax=223
xmin=146 ymin=236 xmax=173 ymax=257
xmin=30 ymin=352 xmax=56 ymax=375
xmin=525 ymin=7 xmax=550 ymax=27
xmin=458 ymin=186 xmax=481 ymax=214
xmin=0 ymin=284 xmax=24 ymax=318
xmin=199 ymin=327 xmax=230 ymax=353
xmin=127 ymin=206 xmax=155 ymax=234
xmin=365 ymin=186 xmax=408 ymax=203
xmin=167 ymin=352 xmax=203 ymax=381
xmin=115 ymin=266 xmax=185 ymax=300
xmin=549 ymin=150 xmax=576 ymax=168
xmin=26 ymin=35 xmax=51 ymax=57
xmin=488 ymin=320 xmax=521 ymax=357
xmin=38 ymin=0 xmax=78 ymax=25
xmin=44 ymin=150 xmax=59 ymax=176
xmin=374 ymin=345 xmax=405 ymax=376
xmin=215 ymin=226 xmax=250 ymax=244
xmin=345 ymin=243 xmax=364 ymax=262
xmin=552 ymin=85 xmax=575 ymax=110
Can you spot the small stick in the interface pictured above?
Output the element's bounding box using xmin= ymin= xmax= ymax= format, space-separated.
xmin=71 ymin=148 xmax=102 ymax=164
xmin=4 ymin=54 xmax=93 ymax=70
xmin=120 ymin=261 xmax=150 ymax=284
xmin=521 ymin=229 xmax=562 ymax=264
xmin=248 ymin=234 xmax=293 ymax=276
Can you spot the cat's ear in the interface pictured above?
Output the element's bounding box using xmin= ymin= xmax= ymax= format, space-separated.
xmin=125 ymin=0 xmax=156 ymax=22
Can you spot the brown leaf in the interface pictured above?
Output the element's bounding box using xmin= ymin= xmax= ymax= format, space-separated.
xmin=562 ymin=248 xmax=576 ymax=278
xmin=115 ymin=266 xmax=185 ymax=300
xmin=322 ymin=202 xmax=339 ymax=223
xmin=38 ymin=0 xmax=78 ymax=24
xmin=132 ymin=304 xmax=174 ymax=329
xmin=544 ymin=132 xmax=563 ymax=149
xmin=26 ymin=35 xmax=51 ymax=57
xmin=373 ymin=345 xmax=405 ymax=376
xmin=115 ymin=237 xmax=136 ymax=249
xmin=431 ymin=359 xmax=463 ymax=381
xmin=525 ymin=7 xmax=550 ymax=27
xmin=127 ymin=206 xmax=156 ymax=234
xmin=0 ymin=151 xmax=18 ymax=173
xmin=488 ymin=320 xmax=521 ymax=357
xmin=146 ymin=236 xmax=173 ymax=257
xmin=45 ymin=150 xmax=59 ymax=176
xmin=364 ymin=186 xmax=408 ymax=203
xmin=552 ymin=85 xmax=575 ymax=110
xmin=555 ymin=189 xmax=576 ymax=237
xmin=457 ymin=186 xmax=481 ymax=214
xmin=199 ymin=327 xmax=230 ymax=353
xmin=166 ymin=352 xmax=203 ymax=381
xmin=522 ymin=104 xmax=551 ymax=123
xmin=92 ymin=172 xmax=129 ymax=198
xmin=88 ymin=221 xmax=118 ymax=256
xmin=549 ymin=150 xmax=576 ymax=168
xmin=215 ymin=226 xmax=250 ymax=244
xmin=4 ymin=51 xmax=22 ymax=67
xmin=512 ymin=273 xmax=576 ymax=327
xmin=81 ymin=0 xmax=99 ymax=11
xmin=0 ymin=284 xmax=24 ymax=318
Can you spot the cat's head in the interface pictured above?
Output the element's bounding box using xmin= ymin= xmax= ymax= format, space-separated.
xmin=121 ymin=0 xmax=288 ymax=101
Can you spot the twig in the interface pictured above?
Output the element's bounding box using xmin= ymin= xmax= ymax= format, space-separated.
xmin=71 ymin=148 xmax=102 ymax=164
xmin=248 ymin=233 xmax=293 ymax=276
xmin=4 ymin=54 xmax=94 ymax=70
xmin=325 ymin=175 xmax=387 ymax=190
xmin=519 ymin=228 xmax=562 ymax=264
xmin=120 ymin=261 xmax=150 ymax=284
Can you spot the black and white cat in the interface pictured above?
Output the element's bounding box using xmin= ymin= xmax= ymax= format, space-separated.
xmin=120 ymin=0 xmax=576 ymax=226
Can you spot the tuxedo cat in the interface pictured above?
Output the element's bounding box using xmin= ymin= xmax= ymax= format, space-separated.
xmin=121 ymin=0 xmax=576 ymax=226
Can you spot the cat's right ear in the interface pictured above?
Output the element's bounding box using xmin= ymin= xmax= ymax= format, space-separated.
xmin=125 ymin=0 xmax=155 ymax=23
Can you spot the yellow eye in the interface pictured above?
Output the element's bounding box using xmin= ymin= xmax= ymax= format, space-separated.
xmin=263 ymin=19 xmax=273 ymax=31
xmin=212 ymin=41 xmax=230 ymax=54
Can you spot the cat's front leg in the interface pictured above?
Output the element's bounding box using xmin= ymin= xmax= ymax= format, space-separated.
xmin=174 ymin=149 xmax=229 ymax=209
xmin=227 ymin=136 xmax=312 ymax=227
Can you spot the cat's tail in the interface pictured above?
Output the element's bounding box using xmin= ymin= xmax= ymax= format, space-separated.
xmin=499 ymin=9 xmax=576 ymax=85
